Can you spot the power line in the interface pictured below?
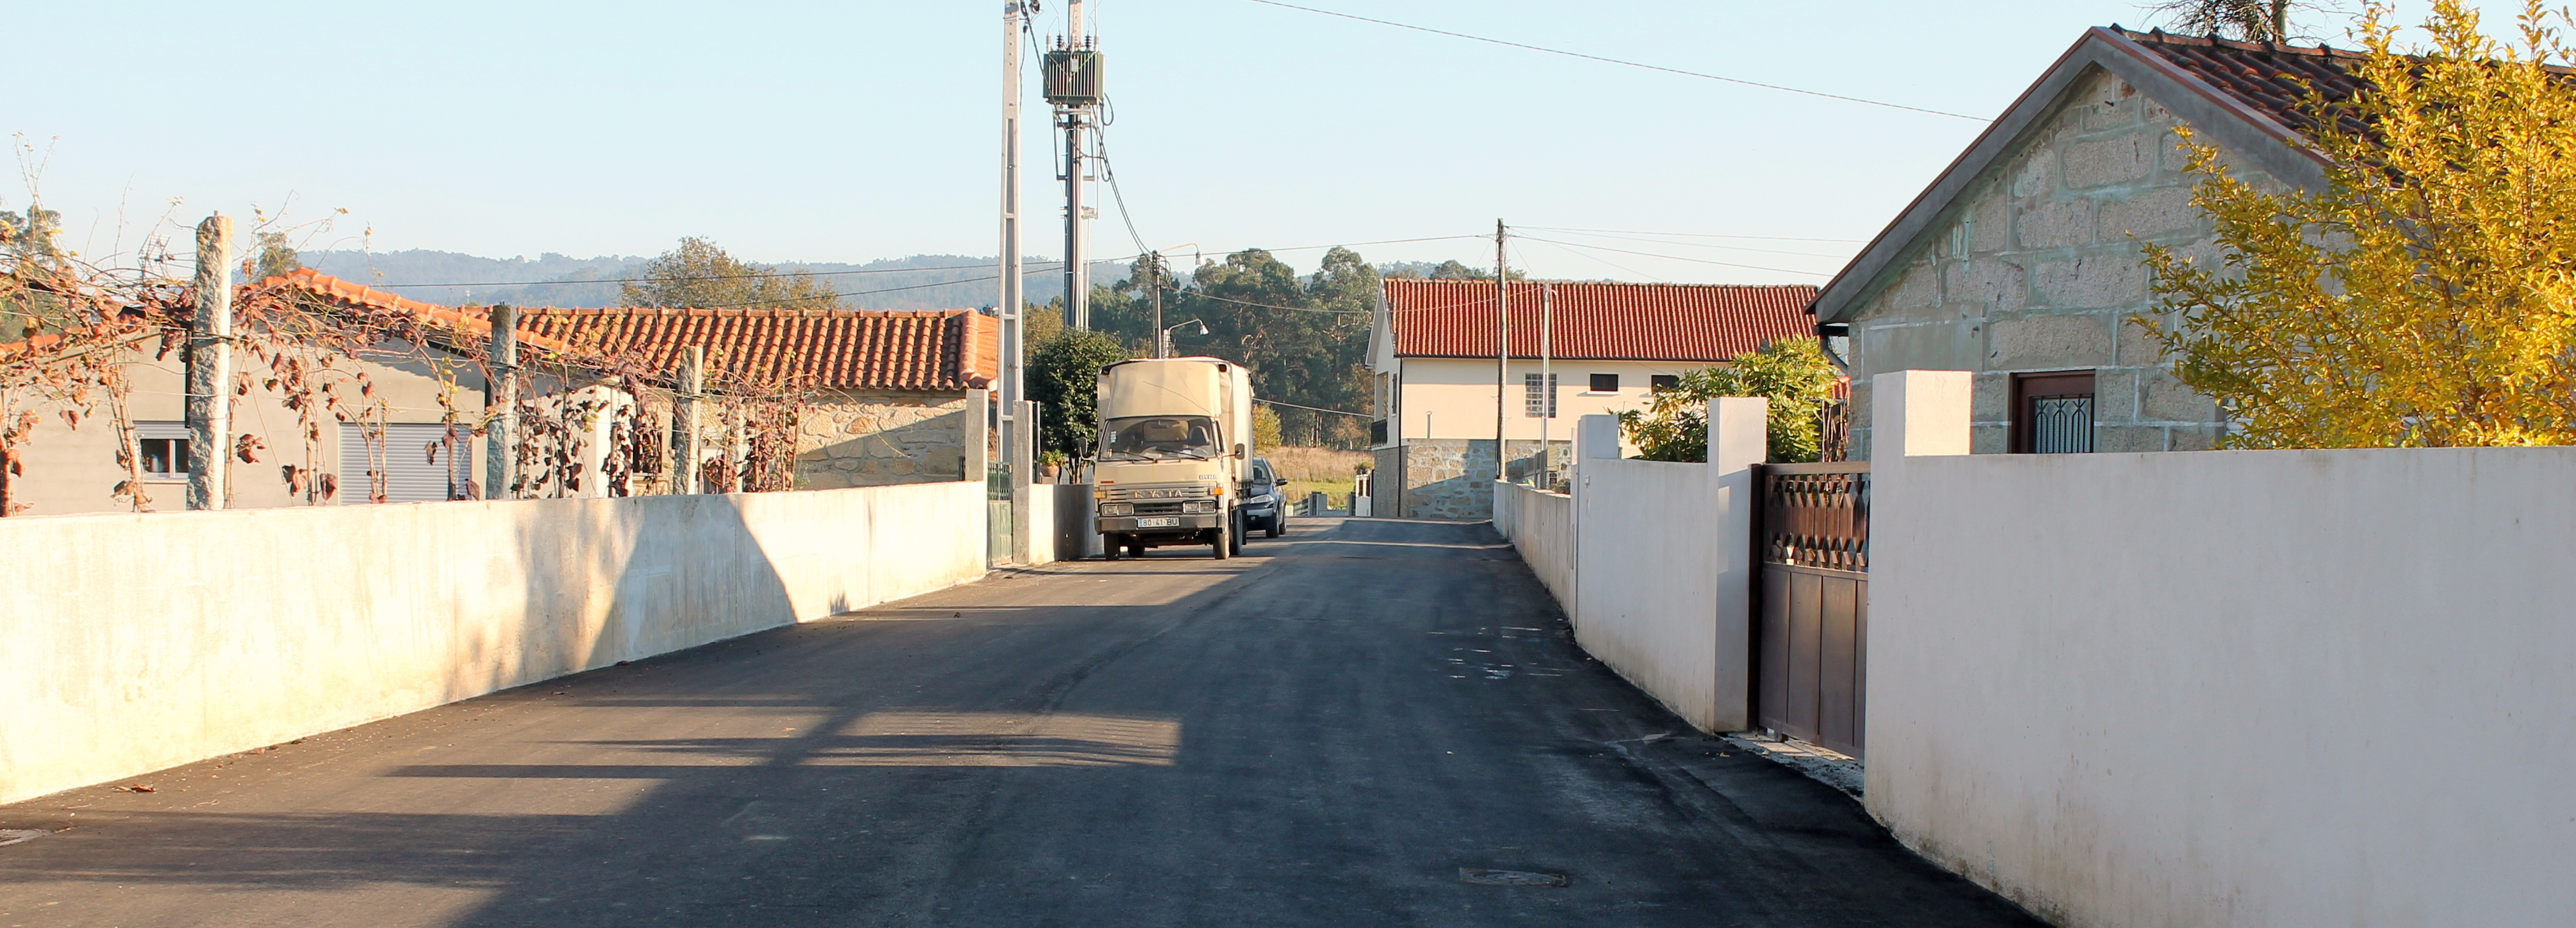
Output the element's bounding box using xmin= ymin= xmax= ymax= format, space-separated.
xmin=1240 ymin=0 xmax=1987 ymax=122
xmin=366 ymin=260 xmax=1064 ymax=291
xmin=1513 ymin=236 xmax=1833 ymax=278
xmin=1256 ymin=397 xmax=1372 ymax=418
xmin=1522 ymin=227 xmax=1857 ymax=259
xmin=1519 ymin=225 xmax=1868 ymax=243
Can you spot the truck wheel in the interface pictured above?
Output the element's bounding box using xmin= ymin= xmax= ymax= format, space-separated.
xmin=1211 ymin=528 xmax=1231 ymax=560
xmin=1104 ymin=534 xmax=1122 ymax=561
xmin=1228 ymin=514 xmax=1245 ymax=555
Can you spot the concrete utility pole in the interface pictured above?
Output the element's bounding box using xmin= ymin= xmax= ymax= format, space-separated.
xmin=485 ymin=304 xmax=518 ymax=500
xmin=1494 ymin=219 xmax=1509 ymax=495
xmin=1540 ymin=282 xmax=1553 ymax=485
xmin=185 ymin=215 xmax=232 ymax=510
xmin=1057 ymin=0 xmax=1097 ymax=329
xmin=678 ymin=345 xmax=705 ymax=494
xmin=1002 ymin=0 xmax=1034 ymax=562
xmin=1000 ymin=0 xmax=1027 ymax=429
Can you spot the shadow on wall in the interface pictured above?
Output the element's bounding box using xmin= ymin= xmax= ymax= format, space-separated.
xmin=0 ymin=557 xmax=1290 ymax=924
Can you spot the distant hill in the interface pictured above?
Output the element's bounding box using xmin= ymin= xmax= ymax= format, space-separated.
xmin=301 ymin=249 xmax=1132 ymax=311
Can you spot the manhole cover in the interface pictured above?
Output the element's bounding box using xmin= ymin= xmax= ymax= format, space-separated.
xmin=0 ymin=830 xmax=49 ymax=847
xmin=1459 ymin=868 xmax=1568 ymax=887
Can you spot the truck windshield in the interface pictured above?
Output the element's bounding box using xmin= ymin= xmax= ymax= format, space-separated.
xmin=1101 ymin=415 xmax=1218 ymax=460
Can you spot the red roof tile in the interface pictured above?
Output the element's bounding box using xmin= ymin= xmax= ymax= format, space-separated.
xmin=1383 ymin=279 xmax=1817 ymax=362
xmin=245 ymin=269 xmax=584 ymax=356
xmin=510 ymin=306 xmax=998 ymax=391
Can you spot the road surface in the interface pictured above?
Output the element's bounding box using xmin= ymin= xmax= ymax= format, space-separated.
xmin=0 ymin=517 xmax=2038 ymax=927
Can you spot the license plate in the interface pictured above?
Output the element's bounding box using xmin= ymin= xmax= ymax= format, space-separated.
xmin=1135 ymin=517 xmax=1180 ymax=528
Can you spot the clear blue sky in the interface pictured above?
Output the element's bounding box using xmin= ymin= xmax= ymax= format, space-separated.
xmin=8 ymin=1 xmax=2533 ymax=286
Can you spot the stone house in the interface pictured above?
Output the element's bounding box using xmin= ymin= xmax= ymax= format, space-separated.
xmin=0 ymin=270 xmax=597 ymax=515
xmin=1366 ymin=278 xmax=1816 ymax=519
xmin=1812 ymin=27 xmax=2351 ymax=457
xmin=508 ymin=303 xmax=998 ymax=489
xmin=1 ymin=270 xmax=996 ymax=517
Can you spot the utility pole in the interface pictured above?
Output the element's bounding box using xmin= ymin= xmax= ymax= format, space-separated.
xmin=1048 ymin=0 xmax=1101 ymax=330
xmin=1494 ymin=219 xmax=1509 ymax=497
xmin=1002 ymin=0 xmax=1038 ymax=563
xmin=185 ymin=214 xmax=232 ymax=510
xmin=1540 ymin=282 xmax=1553 ymax=486
xmin=1150 ymin=253 xmax=1164 ymax=357
xmin=486 ymin=304 xmax=518 ymax=500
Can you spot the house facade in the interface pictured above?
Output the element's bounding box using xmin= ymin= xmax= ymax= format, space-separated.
xmin=1366 ymin=278 xmax=1816 ymax=519
xmin=1 ymin=272 xmax=998 ymax=517
xmin=1813 ymin=27 xmax=2349 ymax=458
xmin=508 ymin=303 xmax=997 ymax=489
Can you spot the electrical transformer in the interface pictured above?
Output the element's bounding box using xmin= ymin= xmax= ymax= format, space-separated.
xmin=1044 ymin=49 xmax=1103 ymax=106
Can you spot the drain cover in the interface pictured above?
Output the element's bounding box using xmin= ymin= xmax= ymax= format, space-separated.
xmin=0 ymin=830 xmax=49 ymax=847
xmin=1459 ymin=868 xmax=1568 ymax=887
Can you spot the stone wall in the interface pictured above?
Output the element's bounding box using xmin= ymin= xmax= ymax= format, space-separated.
xmin=1381 ymin=439 xmax=1563 ymax=520
xmin=1843 ymin=66 xmax=2254 ymax=458
xmin=794 ymin=390 xmax=974 ymax=489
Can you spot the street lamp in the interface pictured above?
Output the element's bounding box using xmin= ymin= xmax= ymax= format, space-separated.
xmin=1158 ymin=318 xmax=1208 ymax=359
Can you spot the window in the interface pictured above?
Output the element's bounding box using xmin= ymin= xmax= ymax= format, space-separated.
xmin=134 ymin=422 xmax=191 ymax=479
xmin=1100 ymin=415 xmax=1220 ymax=461
xmin=1523 ymin=373 xmax=1559 ymax=418
xmin=2012 ymin=371 xmax=2096 ymax=454
xmin=1650 ymin=374 xmax=1680 ymax=392
xmin=1588 ymin=373 xmax=1619 ymax=393
xmin=140 ymin=438 xmax=191 ymax=478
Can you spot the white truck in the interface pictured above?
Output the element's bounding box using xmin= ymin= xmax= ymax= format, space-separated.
xmin=1092 ymin=357 xmax=1256 ymax=560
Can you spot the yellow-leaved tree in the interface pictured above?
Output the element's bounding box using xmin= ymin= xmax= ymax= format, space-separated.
xmin=2143 ymin=0 xmax=2576 ymax=447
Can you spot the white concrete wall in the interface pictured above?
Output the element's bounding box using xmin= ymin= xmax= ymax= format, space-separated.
xmin=1492 ymin=480 xmax=1574 ymax=610
xmin=1868 ymin=370 xmax=2576 ymax=928
xmin=0 ymin=481 xmax=989 ymax=805
xmin=1560 ymin=405 xmax=1761 ymax=733
xmin=1027 ymin=483 xmax=1102 ymax=565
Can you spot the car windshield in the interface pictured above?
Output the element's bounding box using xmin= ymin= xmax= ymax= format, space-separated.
xmin=1100 ymin=415 xmax=1218 ymax=461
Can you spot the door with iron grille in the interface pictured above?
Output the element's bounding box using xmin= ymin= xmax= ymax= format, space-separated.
xmin=1753 ymin=461 xmax=1869 ymax=758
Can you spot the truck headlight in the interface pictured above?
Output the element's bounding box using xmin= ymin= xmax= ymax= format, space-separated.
xmin=1099 ymin=503 xmax=1133 ymax=516
xmin=1183 ymin=499 xmax=1217 ymax=514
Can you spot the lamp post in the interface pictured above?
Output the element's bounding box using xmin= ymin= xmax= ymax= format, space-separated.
xmin=1158 ymin=318 xmax=1208 ymax=359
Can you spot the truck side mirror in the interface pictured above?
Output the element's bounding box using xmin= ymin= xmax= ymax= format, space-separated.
xmin=1234 ymin=443 xmax=1246 ymax=458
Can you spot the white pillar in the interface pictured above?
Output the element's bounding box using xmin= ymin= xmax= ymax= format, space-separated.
xmin=1863 ymin=369 xmax=1970 ymax=794
xmin=1568 ymin=413 xmax=1619 ymax=628
xmin=1707 ymin=396 xmax=1766 ymax=732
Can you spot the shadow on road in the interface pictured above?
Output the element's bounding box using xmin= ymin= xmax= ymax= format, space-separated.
xmin=0 ymin=517 xmax=2041 ymax=928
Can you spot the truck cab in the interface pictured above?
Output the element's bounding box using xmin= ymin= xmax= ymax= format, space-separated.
xmin=1092 ymin=357 xmax=1257 ymax=560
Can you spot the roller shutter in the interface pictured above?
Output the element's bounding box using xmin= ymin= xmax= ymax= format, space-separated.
xmin=339 ymin=422 xmax=472 ymax=503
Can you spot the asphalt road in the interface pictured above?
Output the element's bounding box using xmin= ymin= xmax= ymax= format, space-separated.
xmin=0 ymin=517 xmax=2040 ymax=927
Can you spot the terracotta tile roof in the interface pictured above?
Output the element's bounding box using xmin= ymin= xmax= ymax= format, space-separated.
xmin=508 ymin=306 xmax=998 ymax=391
xmin=245 ymin=269 xmax=583 ymax=356
xmin=243 ymin=270 xmax=996 ymax=391
xmin=1382 ymin=279 xmax=1817 ymax=362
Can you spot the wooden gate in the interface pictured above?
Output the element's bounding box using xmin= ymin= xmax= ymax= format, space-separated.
xmin=1753 ymin=462 xmax=1869 ymax=758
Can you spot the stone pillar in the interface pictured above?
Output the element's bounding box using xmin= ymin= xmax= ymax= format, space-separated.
xmin=1707 ymin=396 xmax=1766 ymax=732
xmin=963 ymin=388 xmax=990 ymax=484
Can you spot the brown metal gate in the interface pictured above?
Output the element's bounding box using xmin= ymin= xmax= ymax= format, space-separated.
xmin=1753 ymin=461 xmax=1869 ymax=758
